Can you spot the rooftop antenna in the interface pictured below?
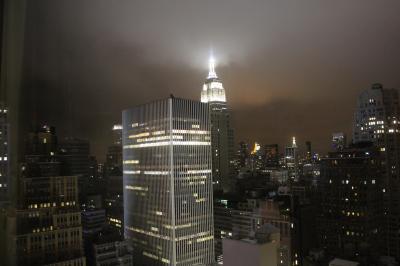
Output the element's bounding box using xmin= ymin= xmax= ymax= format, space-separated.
xmin=208 ymin=50 xmax=217 ymax=79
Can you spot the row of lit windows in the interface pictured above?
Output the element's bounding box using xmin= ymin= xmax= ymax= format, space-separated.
xmin=123 ymin=140 xmax=211 ymax=149
xmin=129 ymin=128 xmax=208 ymax=139
xmin=32 ymin=226 xmax=53 ymax=233
xmin=123 ymin=160 xmax=139 ymax=164
xmin=125 ymin=185 xmax=148 ymax=191
xmin=108 ymin=217 xmax=122 ymax=228
xmin=28 ymin=201 xmax=76 ymax=209
xmin=142 ymin=251 xmax=170 ymax=264
xmin=328 ymin=179 xmax=376 ymax=185
xmin=127 ymin=226 xmax=213 ymax=243
xmin=342 ymin=210 xmax=364 ymax=217
xmin=124 ymin=170 xmax=211 ymax=175
xmin=137 ymin=135 xmax=183 ymax=143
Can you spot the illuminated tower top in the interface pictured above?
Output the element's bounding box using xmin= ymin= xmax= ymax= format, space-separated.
xmin=208 ymin=56 xmax=217 ymax=79
xmin=201 ymin=56 xmax=226 ymax=104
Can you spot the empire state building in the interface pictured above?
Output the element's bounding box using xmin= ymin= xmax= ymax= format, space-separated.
xmin=201 ymin=57 xmax=235 ymax=192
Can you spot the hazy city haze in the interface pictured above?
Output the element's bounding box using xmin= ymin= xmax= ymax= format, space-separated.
xmin=24 ymin=0 xmax=400 ymax=158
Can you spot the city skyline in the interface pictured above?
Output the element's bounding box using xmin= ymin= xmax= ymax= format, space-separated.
xmin=22 ymin=1 xmax=400 ymax=159
xmin=3 ymin=1 xmax=400 ymax=265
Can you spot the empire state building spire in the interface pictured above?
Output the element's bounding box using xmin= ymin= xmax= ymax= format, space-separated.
xmin=199 ymin=53 xmax=235 ymax=196
xmin=208 ymin=56 xmax=218 ymax=79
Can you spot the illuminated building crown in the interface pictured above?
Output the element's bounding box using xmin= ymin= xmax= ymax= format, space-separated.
xmin=201 ymin=56 xmax=226 ymax=103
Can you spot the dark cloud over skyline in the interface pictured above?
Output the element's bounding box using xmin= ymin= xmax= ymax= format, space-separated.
xmin=24 ymin=0 xmax=400 ymax=159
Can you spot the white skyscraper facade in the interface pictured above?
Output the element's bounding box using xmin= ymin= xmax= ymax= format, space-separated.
xmin=201 ymin=57 xmax=235 ymax=192
xmin=123 ymin=97 xmax=215 ymax=266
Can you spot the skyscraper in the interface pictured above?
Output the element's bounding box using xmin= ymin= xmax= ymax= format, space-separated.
xmin=105 ymin=124 xmax=124 ymax=234
xmin=235 ymin=141 xmax=249 ymax=171
xmin=305 ymin=141 xmax=312 ymax=162
xmin=1 ymin=125 xmax=85 ymax=266
xmin=106 ymin=124 xmax=123 ymax=175
xmin=249 ymin=142 xmax=266 ymax=172
xmin=332 ymin=132 xmax=347 ymax=151
xmin=201 ymin=56 xmax=235 ymax=192
xmin=123 ymin=97 xmax=214 ymax=266
xmin=59 ymin=137 xmax=91 ymax=207
xmin=353 ymin=83 xmax=400 ymax=259
xmin=265 ymin=144 xmax=279 ymax=169
xmin=318 ymin=143 xmax=381 ymax=262
xmin=59 ymin=137 xmax=90 ymax=177
xmin=353 ymin=83 xmax=399 ymax=143
xmin=285 ymin=137 xmax=298 ymax=180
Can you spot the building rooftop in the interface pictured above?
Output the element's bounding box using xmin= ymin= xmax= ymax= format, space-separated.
xmin=329 ymin=258 xmax=359 ymax=266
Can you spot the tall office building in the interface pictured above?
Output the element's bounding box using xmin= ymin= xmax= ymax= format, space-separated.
xmin=106 ymin=124 xmax=123 ymax=174
xmin=249 ymin=142 xmax=266 ymax=172
xmin=353 ymin=83 xmax=400 ymax=142
xmin=26 ymin=125 xmax=57 ymax=156
xmin=105 ymin=124 xmax=124 ymax=233
xmin=112 ymin=124 xmax=123 ymax=145
xmin=285 ymin=137 xmax=298 ymax=180
xmin=15 ymin=169 xmax=85 ymax=265
xmin=1 ymin=126 xmax=86 ymax=265
xmin=0 ymin=103 xmax=9 ymax=203
xmin=59 ymin=137 xmax=90 ymax=177
xmin=353 ymin=83 xmax=400 ymax=259
xmin=265 ymin=144 xmax=279 ymax=169
xmin=318 ymin=143 xmax=381 ymax=262
xmin=201 ymin=57 xmax=235 ymax=192
xmin=332 ymin=132 xmax=347 ymax=151
xmin=59 ymin=137 xmax=91 ymax=206
xmin=123 ymin=97 xmax=214 ymax=265
xmin=305 ymin=141 xmax=312 ymax=162
xmin=235 ymin=141 xmax=249 ymax=171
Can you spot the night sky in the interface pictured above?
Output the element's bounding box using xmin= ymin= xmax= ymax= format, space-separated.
xmin=24 ymin=0 xmax=400 ymax=160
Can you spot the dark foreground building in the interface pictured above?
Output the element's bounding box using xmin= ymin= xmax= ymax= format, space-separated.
xmin=1 ymin=126 xmax=86 ymax=265
xmin=318 ymin=143 xmax=382 ymax=263
xmin=353 ymin=83 xmax=400 ymax=259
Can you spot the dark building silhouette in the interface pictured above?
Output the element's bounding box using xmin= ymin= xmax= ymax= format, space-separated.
xmin=1 ymin=125 xmax=86 ymax=265
xmin=318 ymin=143 xmax=382 ymax=262
xmin=59 ymin=137 xmax=90 ymax=206
xmin=265 ymin=144 xmax=279 ymax=169
xmin=353 ymin=83 xmax=400 ymax=259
